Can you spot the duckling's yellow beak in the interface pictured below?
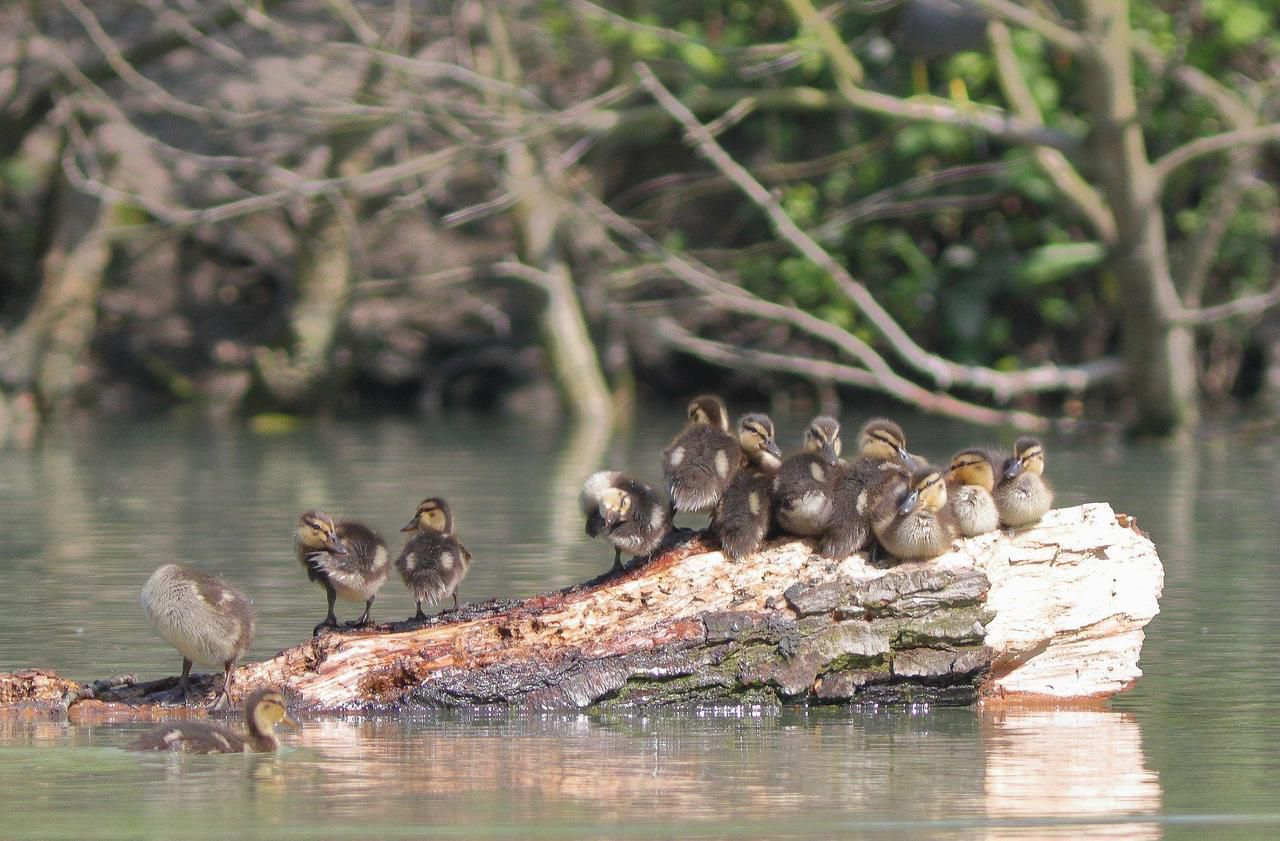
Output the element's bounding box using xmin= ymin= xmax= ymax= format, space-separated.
xmin=400 ymin=519 xmax=417 ymax=533
xmin=898 ymin=447 xmax=921 ymax=469
xmin=1003 ymin=458 xmax=1024 ymax=481
xmin=326 ymin=534 xmax=348 ymax=554
xmin=765 ymin=439 xmax=782 ymax=460
xmin=819 ymin=442 xmax=839 ymax=466
xmin=897 ymin=489 xmax=920 ymax=517
xmin=279 ymin=713 xmax=300 ymax=730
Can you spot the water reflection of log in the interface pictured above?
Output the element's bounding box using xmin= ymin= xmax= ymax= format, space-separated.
xmin=0 ymin=503 xmax=1163 ymax=714
xmin=982 ymin=710 xmax=1161 ymax=839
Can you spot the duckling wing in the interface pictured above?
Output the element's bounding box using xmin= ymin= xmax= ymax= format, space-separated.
xmin=663 ymin=427 xmax=740 ymax=512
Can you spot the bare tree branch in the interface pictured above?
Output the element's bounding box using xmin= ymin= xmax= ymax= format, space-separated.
xmin=1174 ymin=282 xmax=1280 ymax=326
xmin=780 ymin=0 xmax=1083 ymax=154
xmin=652 ymin=319 xmax=1053 ymax=432
xmin=988 ymin=21 xmax=1116 ymax=243
xmin=634 ymin=62 xmax=1118 ymax=402
xmin=971 ymin=0 xmax=1086 ymax=52
xmin=1152 ymin=123 xmax=1280 ymax=185
xmin=578 ymin=191 xmax=1124 ymax=400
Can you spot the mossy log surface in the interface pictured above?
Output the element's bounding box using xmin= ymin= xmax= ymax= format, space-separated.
xmin=0 ymin=503 xmax=1162 ymax=717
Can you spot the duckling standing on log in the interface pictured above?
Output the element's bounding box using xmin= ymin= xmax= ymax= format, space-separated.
xmin=126 ymin=686 xmax=298 ymax=754
xmin=872 ymin=465 xmax=959 ymax=562
xmin=995 ymin=437 xmax=1054 ymax=528
xmin=817 ymin=418 xmax=915 ymax=559
xmin=710 ymin=413 xmax=783 ymax=561
xmin=772 ymin=415 xmax=842 ymax=537
xmin=396 ymin=497 xmax=473 ymax=620
xmin=581 ymin=471 xmax=670 ymax=573
xmin=139 ymin=563 xmax=256 ymax=709
xmin=662 ymin=395 xmax=740 ymax=521
xmin=295 ymin=509 xmax=390 ymax=636
xmin=947 ymin=448 xmax=1001 ymax=537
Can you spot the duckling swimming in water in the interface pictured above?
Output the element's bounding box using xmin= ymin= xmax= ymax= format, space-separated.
xmin=710 ymin=413 xmax=783 ymax=561
xmin=772 ymin=415 xmax=841 ymax=537
xmin=396 ymin=497 xmax=473 ymax=621
xmin=295 ymin=509 xmax=391 ymax=636
xmin=581 ymin=471 xmax=670 ymax=573
xmin=817 ymin=418 xmax=914 ymax=559
xmin=994 ymin=436 xmax=1054 ymax=528
xmin=947 ymin=448 xmax=1001 ymax=537
xmin=662 ymin=395 xmax=740 ymax=519
xmin=140 ymin=563 xmax=256 ymax=709
xmin=872 ymin=465 xmax=959 ymax=562
xmin=126 ymin=686 xmax=298 ymax=753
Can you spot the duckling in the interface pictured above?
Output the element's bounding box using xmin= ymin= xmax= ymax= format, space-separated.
xmin=710 ymin=413 xmax=783 ymax=561
xmin=871 ymin=465 xmax=959 ymax=562
xmin=947 ymin=448 xmax=1001 ymax=537
xmin=817 ymin=418 xmax=914 ymax=559
xmin=126 ymin=686 xmax=298 ymax=753
xmin=662 ymin=395 xmax=740 ymax=519
xmin=581 ymin=470 xmax=670 ymax=572
xmin=772 ymin=415 xmax=842 ymax=537
xmin=295 ymin=509 xmax=391 ymax=636
xmin=140 ymin=563 xmax=256 ymax=710
xmin=994 ymin=436 xmax=1054 ymax=528
xmin=396 ymin=497 xmax=473 ymax=621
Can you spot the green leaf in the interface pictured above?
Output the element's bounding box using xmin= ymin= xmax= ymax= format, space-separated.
xmin=1016 ymin=242 xmax=1106 ymax=286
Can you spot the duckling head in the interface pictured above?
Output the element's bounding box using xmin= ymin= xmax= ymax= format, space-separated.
xmin=738 ymin=413 xmax=782 ymax=470
xmin=1002 ymin=437 xmax=1046 ymax=480
xmin=897 ymin=467 xmax=948 ymax=516
xmin=245 ymin=686 xmax=299 ymax=735
xmin=597 ymin=486 xmax=633 ymax=529
xmin=687 ymin=395 xmax=731 ymax=433
xmin=948 ymin=449 xmax=996 ymax=491
xmin=858 ymin=418 xmax=911 ymax=463
xmin=296 ymin=510 xmax=347 ymax=555
xmin=401 ymin=497 xmax=455 ymax=535
xmin=803 ymin=415 xmax=842 ymax=466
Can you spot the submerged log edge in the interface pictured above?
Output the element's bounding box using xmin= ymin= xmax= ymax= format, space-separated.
xmin=1 ymin=503 xmax=1163 ymax=718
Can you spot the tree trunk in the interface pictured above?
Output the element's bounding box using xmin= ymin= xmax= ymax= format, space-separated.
xmin=1078 ymin=0 xmax=1199 ymax=435
xmin=0 ymin=503 xmax=1163 ymax=716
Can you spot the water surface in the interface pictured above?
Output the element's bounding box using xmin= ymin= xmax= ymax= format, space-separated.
xmin=1 ymin=409 xmax=1277 ymax=839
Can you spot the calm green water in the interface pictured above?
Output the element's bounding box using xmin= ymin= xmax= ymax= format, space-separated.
xmin=0 ymin=409 xmax=1278 ymax=839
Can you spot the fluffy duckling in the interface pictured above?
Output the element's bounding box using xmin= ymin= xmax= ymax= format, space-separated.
xmin=818 ymin=418 xmax=914 ymax=559
xmin=872 ymin=465 xmax=959 ymax=562
xmin=947 ymin=448 xmax=1001 ymax=537
xmin=772 ymin=415 xmax=842 ymax=537
xmin=397 ymin=497 xmax=473 ymax=620
xmin=994 ymin=436 xmax=1054 ymax=528
xmin=126 ymin=687 xmax=298 ymax=753
xmin=295 ymin=509 xmax=391 ymax=636
xmin=662 ymin=395 xmax=740 ymax=518
xmin=581 ymin=471 xmax=670 ymax=573
xmin=140 ymin=563 xmax=256 ymax=710
xmin=710 ymin=413 xmax=783 ymax=561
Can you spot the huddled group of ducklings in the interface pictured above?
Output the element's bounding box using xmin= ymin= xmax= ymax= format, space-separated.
xmin=127 ymin=396 xmax=1052 ymax=754
xmin=130 ymin=496 xmax=472 ymax=752
xmin=581 ymin=395 xmax=1053 ymax=573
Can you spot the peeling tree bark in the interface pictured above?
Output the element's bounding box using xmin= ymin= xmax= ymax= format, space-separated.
xmin=0 ymin=503 xmax=1163 ymax=716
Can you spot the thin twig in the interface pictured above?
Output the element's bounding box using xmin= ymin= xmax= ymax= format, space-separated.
xmin=1152 ymin=123 xmax=1280 ymax=185
xmin=971 ymin=0 xmax=1086 ymax=52
xmin=1173 ymin=282 xmax=1280 ymax=325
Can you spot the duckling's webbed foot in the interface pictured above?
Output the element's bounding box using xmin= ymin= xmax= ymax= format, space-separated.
xmin=156 ymin=658 xmax=196 ymax=706
xmin=611 ymin=548 xmax=623 ymax=573
xmin=348 ymin=598 xmax=375 ymax=628
xmin=411 ymin=602 xmax=427 ymax=622
xmin=313 ymin=616 xmax=340 ymax=636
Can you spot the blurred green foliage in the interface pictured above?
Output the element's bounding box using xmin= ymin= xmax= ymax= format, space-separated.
xmin=588 ymin=0 xmax=1277 ymax=386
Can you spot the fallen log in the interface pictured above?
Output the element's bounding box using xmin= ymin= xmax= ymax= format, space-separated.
xmin=0 ymin=502 xmax=1162 ymax=716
